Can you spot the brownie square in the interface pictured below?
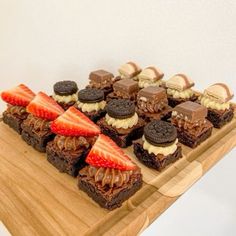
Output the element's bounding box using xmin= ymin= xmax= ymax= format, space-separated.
xmin=2 ymin=110 xmax=28 ymax=134
xmin=133 ymin=141 xmax=182 ymax=171
xmin=21 ymin=117 xmax=55 ymax=152
xmin=56 ymin=101 xmax=76 ymax=111
xmin=167 ymin=94 xmax=198 ymax=108
xmin=77 ymin=108 xmax=106 ymax=123
xmin=97 ymin=117 xmax=145 ymax=148
xmin=46 ymin=141 xmax=90 ymax=177
xmin=176 ymin=120 xmax=213 ymax=148
xmin=78 ymin=167 xmax=142 ymax=210
xmin=207 ymin=107 xmax=234 ymax=128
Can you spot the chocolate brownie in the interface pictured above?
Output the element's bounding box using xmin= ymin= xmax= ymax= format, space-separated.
xmin=78 ymin=166 xmax=142 ymax=210
xmin=97 ymin=117 xmax=145 ymax=148
xmin=54 ymin=81 xmax=78 ymax=96
xmin=56 ymin=101 xmax=76 ymax=111
xmin=206 ymin=107 xmax=234 ymax=128
xmin=46 ymin=135 xmax=96 ymax=177
xmin=2 ymin=106 xmax=28 ymax=134
xmin=133 ymin=142 xmax=182 ymax=171
xmin=21 ymin=114 xmax=55 ymax=152
xmin=171 ymin=101 xmax=213 ymax=148
xmin=167 ymin=94 xmax=198 ymax=108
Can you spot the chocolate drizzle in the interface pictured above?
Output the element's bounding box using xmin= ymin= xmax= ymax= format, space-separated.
xmin=81 ymin=165 xmax=140 ymax=188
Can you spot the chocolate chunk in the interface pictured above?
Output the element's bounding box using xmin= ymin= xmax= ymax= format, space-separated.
xmin=138 ymin=86 xmax=167 ymax=102
xmin=173 ymin=101 xmax=207 ymax=122
xmin=89 ymin=70 xmax=114 ymax=83
xmin=54 ymin=81 xmax=78 ymax=96
xmin=106 ymin=99 xmax=135 ymax=119
xmin=166 ymin=74 xmax=194 ymax=91
xmin=144 ymin=120 xmax=177 ymax=146
xmin=78 ymin=88 xmax=104 ymax=103
xmin=113 ymin=79 xmax=139 ymax=96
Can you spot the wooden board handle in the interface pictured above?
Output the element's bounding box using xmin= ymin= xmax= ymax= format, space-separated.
xmin=158 ymin=161 xmax=203 ymax=197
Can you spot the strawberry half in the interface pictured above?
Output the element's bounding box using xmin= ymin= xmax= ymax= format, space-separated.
xmin=86 ymin=134 xmax=137 ymax=171
xmin=27 ymin=92 xmax=64 ymax=120
xmin=51 ymin=106 xmax=100 ymax=136
xmin=1 ymin=84 xmax=35 ymax=107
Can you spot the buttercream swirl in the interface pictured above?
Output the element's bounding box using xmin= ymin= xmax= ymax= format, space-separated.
xmin=7 ymin=105 xmax=27 ymax=115
xmin=200 ymin=96 xmax=230 ymax=111
xmin=81 ymin=165 xmax=139 ymax=188
xmin=138 ymin=78 xmax=162 ymax=88
xmin=167 ymin=88 xmax=194 ymax=99
xmin=105 ymin=113 xmax=138 ymax=129
xmin=54 ymin=135 xmax=91 ymax=151
xmin=142 ymin=136 xmax=178 ymax=156
xmin=77 ymin=100 xmax=106 ymax=112
xmin=53 ymin=93 xmax=78 ymax=104
xmin=25 ymin=114 xmax=50 ymax=131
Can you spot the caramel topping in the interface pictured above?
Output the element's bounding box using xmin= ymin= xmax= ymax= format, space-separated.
xmin=7 ymin=105 xmax=27 ymax=115
xmin=24 ymin=114 xmax=50 ymax=131
xmin=82 ymin=165 xmax=140 ymax=188
xmin=54 ymin=135 xmax=92 ymax=151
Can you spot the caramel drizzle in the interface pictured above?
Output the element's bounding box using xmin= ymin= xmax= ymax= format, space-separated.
xmin=27 ymin=115 xmax=49 ymax=131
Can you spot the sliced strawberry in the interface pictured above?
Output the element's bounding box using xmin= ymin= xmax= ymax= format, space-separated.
xmin=51 ymin=106 xmax=100 ymax=136
xmin=86 ymin=134 xmax=137 ymax=171
xmin=27 ymin=92 xmax=64 ymax=120
xmin=1 ymin=84 xmax=35 ymax=107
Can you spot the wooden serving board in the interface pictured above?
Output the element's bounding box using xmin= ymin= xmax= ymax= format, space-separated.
xmin=0 ymin=113 xmax=236 ymax=236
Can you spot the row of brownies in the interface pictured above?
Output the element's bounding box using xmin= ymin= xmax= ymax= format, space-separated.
xmin=1 ymin=61 xmax=235 ymax=210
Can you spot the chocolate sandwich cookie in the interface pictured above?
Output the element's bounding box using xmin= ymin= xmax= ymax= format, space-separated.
xmin=106 ymin=99 xmax=135 ymax=119
xmin=144 ymin=120 xmax=177 ymax=147
xmin=54 ymin=81 xmax=78 ymax=96
xmin=78 ymin=88 xmax=104 ymax=103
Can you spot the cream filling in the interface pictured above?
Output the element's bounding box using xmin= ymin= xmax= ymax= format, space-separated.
xmin=138 ymin=78 xmax=162 ymax=88
xmin=167 ymin=88 xmax=194 ymax=99
xmin=105 ymin=113 xmax=138 ymax=129
xmin=53 ymin=93 xmax=78 ymax=103
xmin=142 ymin=136 xmax=178 ymax=156
xmin=77 ymin=100 xmax=106 ymax=112
xmin=200 ymin=96 xmax=230 ymax=111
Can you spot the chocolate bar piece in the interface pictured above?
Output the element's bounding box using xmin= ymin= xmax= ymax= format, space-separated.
xmin=113 ymin=79 xmax=139 ymax=96
xmin=118 ymin=62 xmax=141 ymax=79
xmin=173 ymin=101 xmax=207 ymax=122
xmin=138 ymin=66 xmax=164 ymax=81
xmin=89 ymin=70 xmax=114 ymax=83
xmin=138 ymin=86 xmax=166 ymax=102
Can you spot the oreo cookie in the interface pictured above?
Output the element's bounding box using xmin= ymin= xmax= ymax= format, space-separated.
xmin=106 ymin=99 xmax=135 ymax=119
xmin=54 ymin=81 xmax=78 ymax=96
xmin=78 ymin=88 xmax=104 ymax=103
xmin=144 ymin=120 xmax=177 ymax=147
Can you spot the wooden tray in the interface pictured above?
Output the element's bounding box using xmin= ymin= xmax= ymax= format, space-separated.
xmin=0 ymin=112 xmax=236 ymax=236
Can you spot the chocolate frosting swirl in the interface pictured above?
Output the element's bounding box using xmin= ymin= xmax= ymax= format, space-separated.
xmin=81 ymin=165 xmax=140 ymax=188
xmin=7 ymin=105 xmax=27 ymax=115
xmin=54 ymin=135 xmax=92 ymax=151
xmin=25 ymin=114 xmax=50 ymax=131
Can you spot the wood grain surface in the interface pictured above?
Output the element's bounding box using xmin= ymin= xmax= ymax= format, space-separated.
xmin=0 ymin=113 xmax=235 ymax=236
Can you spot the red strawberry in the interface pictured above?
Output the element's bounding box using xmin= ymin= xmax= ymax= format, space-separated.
xmin=1 ymin=84 xmax=35 ymax=107
xmin=27 ymin=92 xmax=64 ymax=120
xmin=51 ymin=106 xmax=100 ymax=136
xmin=86 ymin=134 xmax=137 ymax=171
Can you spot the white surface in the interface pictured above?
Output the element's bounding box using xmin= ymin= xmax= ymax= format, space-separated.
xmin=0 ymin=222 xmax=11 ymax=236
xmin=0 ymin=1 xmax=235 ymax=235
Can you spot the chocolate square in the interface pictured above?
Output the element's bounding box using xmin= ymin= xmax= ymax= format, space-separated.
xmin=89 ymin=70 xmax=114 ymax=83
xmin=113 ymin=79 xmax=139 ymax=95
xmin=174 ymin=101 xmax=207 ymax=122
xmin=138 ymin=87 xmax=167 ymax=102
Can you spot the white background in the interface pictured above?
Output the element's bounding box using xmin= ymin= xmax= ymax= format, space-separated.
xmin=0 ymin=1 xmax=236 ymax=235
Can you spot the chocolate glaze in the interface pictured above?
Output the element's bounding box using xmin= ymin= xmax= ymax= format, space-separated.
xmin=80 ymin=165 xmax=140 ymax=188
